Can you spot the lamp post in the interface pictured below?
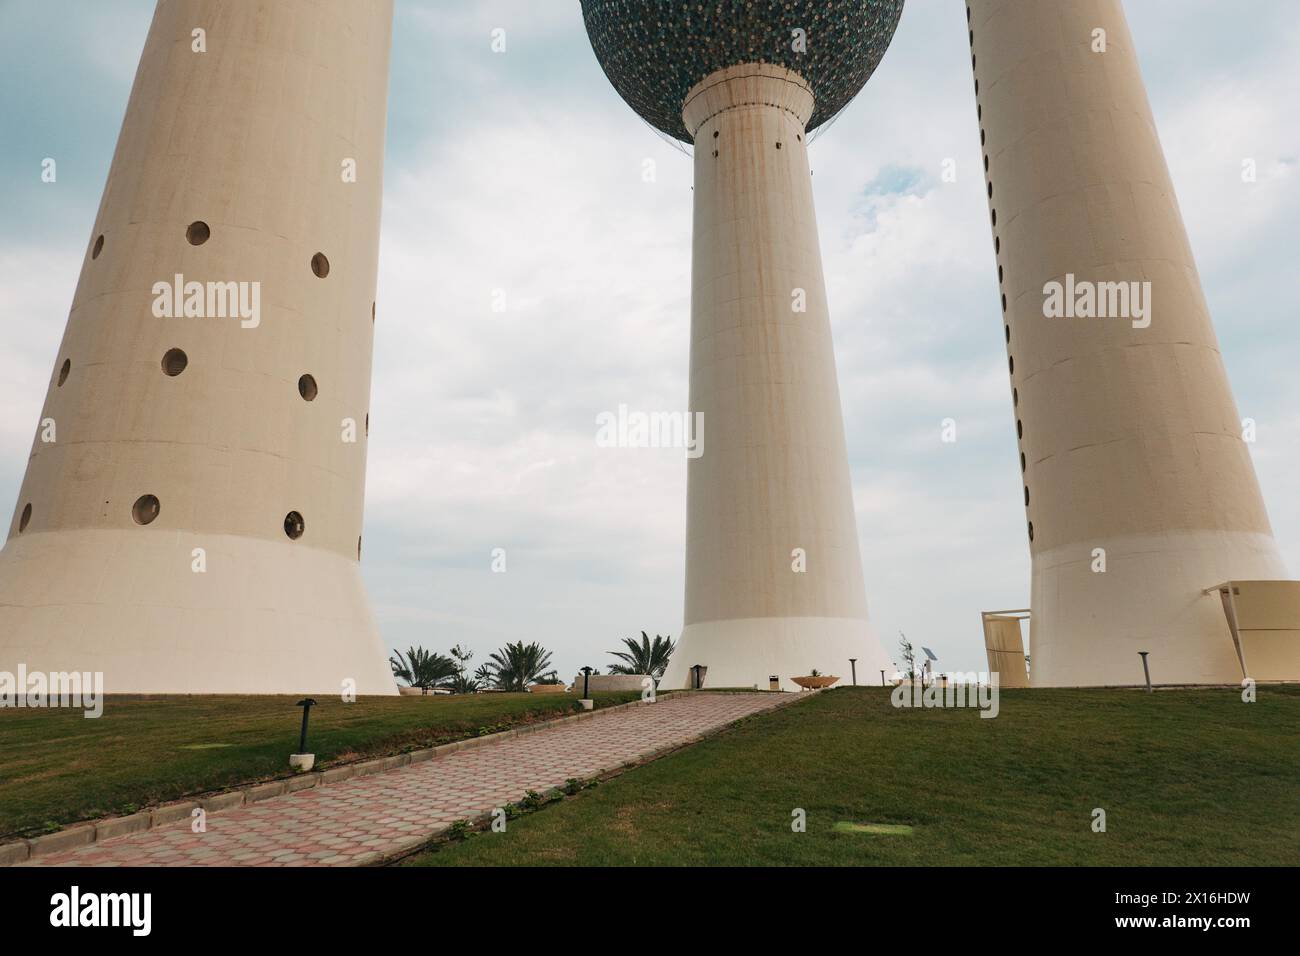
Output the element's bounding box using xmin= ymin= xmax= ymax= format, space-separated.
xmin=880 ymin=669 xmax=886 ymax=687
xmin=579 ymin=666 xmax=595 ymax=711
xmin=1138 ymin=651 xmax=1153 ymax=693
xmin=291 ymin=698 xmax=317 ymax=771
xmin=849 ymin=658 xmax=858 ymax=686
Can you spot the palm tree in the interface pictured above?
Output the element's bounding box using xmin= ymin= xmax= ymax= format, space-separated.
xmin=472 ymin=663 xmax=496 ymax=689
xmin=607 ymin=631 xmax=675 ymax=683
xmin=446 ymin=672 xmax=480 ymax=694
xmin=389 ymin=646 xmax=457 ymax=694
xmin=484 ymin=641 xmax=554 ymax=692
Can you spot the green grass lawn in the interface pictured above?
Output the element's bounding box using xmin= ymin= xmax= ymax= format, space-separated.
xmin=0 ymin=691 xmax=637 ymax=841
xmin=407 ymin=685 xmax=1300 ymax=866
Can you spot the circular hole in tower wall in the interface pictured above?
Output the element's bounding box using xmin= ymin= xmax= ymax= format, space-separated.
xmin=298 ymin=374 xmax=318 ymax=401
xmin=284 ymin=511 xmax=305 ymax=540
xmin=186 ymin=221 xmax=211 ymax=245
xmin=132 ymin=494 xmax=160 ymax=526
xmin=162 ymin=348 xmax=188 ymax=376
xmin=19 ymin=503 xmax=32 ymax=533
xmin=311 ymin=253 xmax=330 ymax=278
xmin=92 ymin=235 xmax=104 ymax=259
xmin=57 ymin=359 xmax=71 ymax=387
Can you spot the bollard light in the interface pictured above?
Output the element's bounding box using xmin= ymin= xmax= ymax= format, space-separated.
xmin=580 ymin=666 xmax=593 ymax=700
xmin=1138 ymin=651 xmax=1153 ymax=694
xmin=849 ymin=658 xmax=858 ymax=686
xmin=295 ymin=697 xmax=317 ymax=754
xmin=880 ymin=669 xmax=886 ymax=687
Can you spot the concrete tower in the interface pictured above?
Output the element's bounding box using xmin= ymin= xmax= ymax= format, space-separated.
xmin=582 ymin=1 xmax=904 ymax=690
xmin=0 ymin=0 xmax=396 ymax=694
xmin=969 ymin=0 xmax=1300 ymax=685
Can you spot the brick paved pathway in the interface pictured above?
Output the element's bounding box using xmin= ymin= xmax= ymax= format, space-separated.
xmin=24 ymin=692 xmax=794 ymax=866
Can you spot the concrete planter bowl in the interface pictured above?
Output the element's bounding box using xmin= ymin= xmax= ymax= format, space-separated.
xmin=791 ymin=675 xmax=839 ymax=690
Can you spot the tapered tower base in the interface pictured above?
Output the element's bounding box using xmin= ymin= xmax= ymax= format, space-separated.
xmin=1031 ymin=530 xmax=1288 ymax=686
xmin=662 ymin=617 xmax=893 ymax=691
xmin=674 ymin=64 xmax=890 ymax=692
xmin=0 ymin=0 xmax=397 ymax=694
xmin=970 ymin=0 xmax=1300 ymax=686
xmin=577 ymin=4 xmax=903 ymax=692
xmin=0 ymin=530 xmax=394 ymax=694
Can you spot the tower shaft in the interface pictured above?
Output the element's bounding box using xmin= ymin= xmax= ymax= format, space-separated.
xmin=0 ymin=0 xmax=395 ymax=693
xmin=662 ymin=64 xmax=889 ymax=691
xmin=971 ymin=0 xmax=1291 ymax=685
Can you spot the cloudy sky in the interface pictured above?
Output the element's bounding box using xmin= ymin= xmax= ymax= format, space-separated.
xmin=1 ymin=0 xmax=1297 ymax=680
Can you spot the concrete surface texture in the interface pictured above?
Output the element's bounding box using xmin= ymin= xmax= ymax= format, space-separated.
xmin=0 ymin=0 xmax=396 ymax=693
xmin=970 ymin=0 xmax=1300 ymax=686
xmin=18 ymin=691 xmax=796 ymax=867
xmin=660 ymin=63 xmax=892 ymax=692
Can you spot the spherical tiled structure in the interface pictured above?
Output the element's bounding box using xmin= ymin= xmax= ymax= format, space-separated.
xmin=580 ymin=0 xmax=905 ymax=142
